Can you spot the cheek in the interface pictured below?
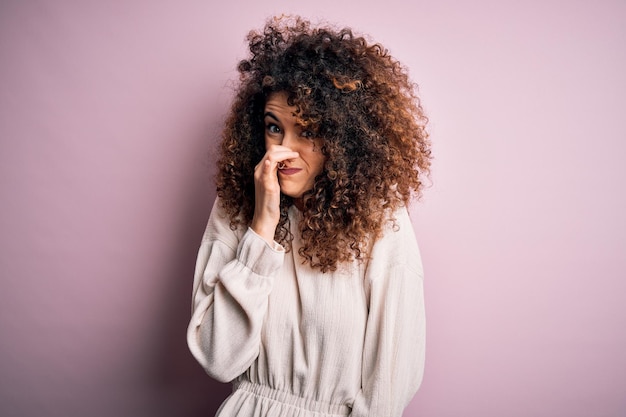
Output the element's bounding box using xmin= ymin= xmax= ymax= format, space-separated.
xmin=265 ymin=136 xmax=282 ymax=152
xmin=313 ymin=154 xmax=326 ymax=175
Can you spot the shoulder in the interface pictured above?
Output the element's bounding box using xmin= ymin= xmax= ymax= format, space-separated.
xmin=375 ymin=205 xmax=418 ymax=249
xmin=200 ymin=197 xmax=246 ymax=251
xmin=366 ymin=204 xmax=423 ymax=279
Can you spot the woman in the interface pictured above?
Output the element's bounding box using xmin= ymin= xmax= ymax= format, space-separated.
xmin=187 ymin=16 xmax=431 ymax=417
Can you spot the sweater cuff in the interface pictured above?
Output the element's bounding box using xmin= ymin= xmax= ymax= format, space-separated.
xmin=236 ymin=228 xmax=284 ymax=276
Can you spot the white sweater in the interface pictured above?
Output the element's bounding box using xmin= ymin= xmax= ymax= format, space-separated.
xmin=187 ymin=198 xmax=425 ymax=417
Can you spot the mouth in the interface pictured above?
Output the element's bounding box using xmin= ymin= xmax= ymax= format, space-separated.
xmin=278 ymin=167 xmax=302 ymax=175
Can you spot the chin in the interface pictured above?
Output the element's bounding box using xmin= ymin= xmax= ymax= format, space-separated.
xmin=280 ymin=180 xmax=314 ymax=200
xmin=280 ymin=187 xmax=305 ymax=199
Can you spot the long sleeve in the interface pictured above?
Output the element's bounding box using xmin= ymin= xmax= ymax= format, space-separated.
xmin=187 ymin=198 xmax=285 ymax=383
xmin=350 ymin=207 xmax=426 ymax=417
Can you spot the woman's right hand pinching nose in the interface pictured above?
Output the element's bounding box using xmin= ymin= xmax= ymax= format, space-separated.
xmin=250 ymin=145 xmax=298 ymax=244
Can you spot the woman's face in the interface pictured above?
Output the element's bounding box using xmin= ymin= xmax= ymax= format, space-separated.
xmin=264 ymin=92 xmax=326 ymax=199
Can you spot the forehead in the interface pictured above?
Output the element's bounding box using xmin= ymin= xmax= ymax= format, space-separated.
xmin=264 ymin=92 xmax=315 ymax=129
xmin=264 ymin=92 xmax=295 ymax=114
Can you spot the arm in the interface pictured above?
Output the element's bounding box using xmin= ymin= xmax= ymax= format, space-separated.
xmin=351 ymin=207 xmax=426 ymax=417
xmin=187 ymin=143 xmax=297 ymax=382
xmin=186 ymin=199 xmax=284 ymax=382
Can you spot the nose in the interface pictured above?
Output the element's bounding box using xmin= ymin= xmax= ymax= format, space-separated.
xmin=281 ymin=131 xmax=298 ymax=149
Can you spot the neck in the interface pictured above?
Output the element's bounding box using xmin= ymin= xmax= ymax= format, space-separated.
xmin=293 ymin=197 xmax=305 ymax=211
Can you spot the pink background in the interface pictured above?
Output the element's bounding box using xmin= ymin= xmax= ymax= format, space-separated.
xmin=1 ymin=1 xmax=625 ymax=416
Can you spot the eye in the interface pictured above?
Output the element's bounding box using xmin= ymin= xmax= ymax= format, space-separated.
xmin=266 ymin=123 xmax=281 ymax=134
xmin=300 ymin=130 xmax=314 ymax=139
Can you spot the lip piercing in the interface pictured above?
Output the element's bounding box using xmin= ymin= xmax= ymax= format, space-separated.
xmin=277 ymin=162 xmax=286 ymax=169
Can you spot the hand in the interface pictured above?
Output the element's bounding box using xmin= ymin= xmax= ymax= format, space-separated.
xmin=250 ymin=145 xmax=298 ymax=244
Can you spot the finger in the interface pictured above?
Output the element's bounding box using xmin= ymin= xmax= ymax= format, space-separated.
xmin=267 ymin=150 xmax=299 ymax=163
xmin=265 ymin=145 xmax=299 ymax=160
xmin=255 ymin=148 xmax=298 ymax=167
xmin=259 ymin=159 xmax=279 ymax=184
xmin=254 ymin=159 xmax=273 ymax=179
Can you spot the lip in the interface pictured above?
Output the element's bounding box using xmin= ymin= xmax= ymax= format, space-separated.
xmin=278 ymin=168 xmax=302 ymax=175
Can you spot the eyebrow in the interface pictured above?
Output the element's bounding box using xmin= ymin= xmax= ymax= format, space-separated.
xmin=264 ymin=111 xmax=310 ymax=131
xmin=264 ymin=111 xmax=279 ymax=122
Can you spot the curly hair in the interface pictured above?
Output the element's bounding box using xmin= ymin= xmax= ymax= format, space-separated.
xmin=215 ymin=15 xmax=431 ymax=272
